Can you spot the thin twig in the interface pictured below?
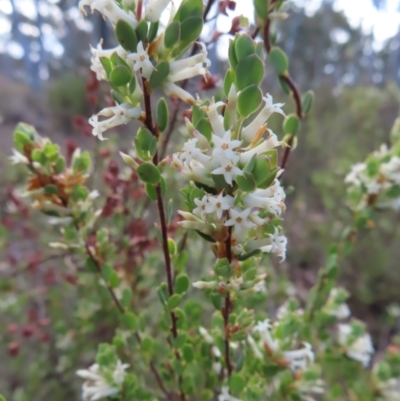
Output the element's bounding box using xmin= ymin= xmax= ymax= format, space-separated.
xmin=159 ymin=0 xmax=218 ymax=159
xmin=141 ymin=76 xmax=186 ymax=401
xmin=262 ymin=13 xmax=303 ymax=171
xmin=223 ymin=226 xmax=233 ymax=377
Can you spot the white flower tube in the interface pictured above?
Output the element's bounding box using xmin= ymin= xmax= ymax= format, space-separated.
xmin=145 ymin=0 xmax=171 ymax=22
xmin=79 ymin=0 xmax=137 ymax=27
xmin=89 ymin=104 xmax=143 ymax=140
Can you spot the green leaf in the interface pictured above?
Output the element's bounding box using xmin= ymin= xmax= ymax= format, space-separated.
xmin=110 ymin=65 xmax=131 ymax=86
xmin=168 ymin=294 xmax=182 ymax=309
xmin=0 ymin=395 xmax=7 ymax=401
xmin=252 ymin=157 xmax=270 ymax=184
xmin=120 ymin=312 xmax=138 ymax=330
xmin=279 ymin=76 xmax=291 ymax=94
xmin=174 ymin=0 xmax=203 ymax=22
xmin=182 ymin=344 xmax=194 ymax=363
xmin=129 ymin=76 xmax=137 ymax=93
xmin=257 ymin=168 xmax=279 ymax=189
xmin=121 ymin=288 xmax=133 ymax=309
xmin=137 ymin=163 xmax=161 ymax=184
xmin=136 ymin=20 xmax=148 ymax=43
xmin=165 ymin=21 xmax=181 ymax=48
xmin=145 ymin=183 xmax=157 ymax=201
xmin=235 ymin=54 xmax=264 ymax=91
xmin=269 ymin=46 xmax=288 ymax=75
xmin=157 ymin=283 xmax=169 ymax=304
xmin=175 ymin=274 xmax=190 ymax=294
xmin=149 ymin=61 xmax=170 ymax=90
xmin=223 ymin=69 xmax=235 ymax=97
xmin=302 ymin=90 xmax=314 ymax=115
xmin=195 ymin=230 xmax=216 ymax=242
xmin=13 ymin=123 xmax=35 ymax=151
xmin=168 ymin=238 xmax=177 ymax=256
xmin=111 ymin=90 xmax=124 ymax=105
xmin=135 ymin=127 xmax=158 ymax=161
xmin=238 ymin=249 xmax=261 ymax=261
xmin=32 ymin=149 xmax=46 ymax=165
xmin=255 ymin=42 xmax=264 ymax=59
xmin=229 ymin=373 xmax=246 ymax=394
xmin=157 ymin=98 xmax=169 ymax=132
xmin=85 ymin=257 xmax=98 ymax=273
xmin=236 ymin=172 xmax=256 ymax=192
xmin=283 ymin=114 xmax=300 ymax=136
xmin=100 ymin=57 xmax=112 ymax=78
xmin=148 ymin=21 xmax=159 ymax=42
xmin=253 ymin=0 xmax=269 ymax=19
xmin=237 ymin=85 xmax=262 ymax=117
xmin=213 ymin=258 xmax=233 ymax=278
xmin=180 ymin=16 xmax=203 ymax=43
xmin=195 ymin=118 xmax=212 ymax=141
xmin=102 ymin=264 xmax=120 ymax=288
xmin=115 ymin=20 xmax=138 ymax=52
xmin=44 ymin=184 xmax=58 ymax=195
xmin=235 ymin=34 xmax=255 ymax=61
xmin=228 ymin=39 xmax=239 ymax=69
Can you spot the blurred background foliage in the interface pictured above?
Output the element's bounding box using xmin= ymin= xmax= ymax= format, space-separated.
xmin=1 ymin=0 xmax=400 ymax=399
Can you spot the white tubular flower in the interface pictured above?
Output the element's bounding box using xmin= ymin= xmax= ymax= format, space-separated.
xmin=127 ymin=42 xmax=155 ymax=79
xmin=344 ymin=163 xmax=366 ymax=186
xmin=192 ymin=280 xmax=218 ymax=289
xmin=90 ymin=104 xmax=143 ymax=140
xmin=218 ymin=386 xmax=244 ymax=401
xmin=241 ymin=95 xmax=285 ymax=141
xmin=76 ymin=361 xmax=129 ymax=401
xmin=145 ymin=0 xmax=171 ymax=22
xmin=253 ymin=319 xmax=278 ymax=352
xmin=206 ymin=193 xmax=234 ymax=219
xmin=163 ymin=43 xmax=210 ymax=104
xmin=169 ymin=42 xmax=211 ymax=76
xmin=9 ymin=149 xmax=29 ymax=165
xmin=181 ymin=160 xmax=215 ymax=187
xmin=338 ymin=324 xmax=374 ymax=367
xmin=90 ymin=42 xmax=127 ymax=81
xmin=179 ymin=138 xmax=211 ymax=165
xmin=247 ymin=335 xmax=263 ymax=359
xmin=240 ymin=131 xmax=282 ymax=164
xmin=244 ymin=183 xmax=286 ymax=217
xmin=283 ymin=343 xmax=314 ymax=371
xmin=79 ymin=0 xmax=137 ymax=27
xmin=178 ymin=210 xmax=211 ymax=231
xmin=259 ymin=228 xmax=287 ymax=261
xmin=225 ymin=208 xmax=256 ymax=235
xmin=212 ymin=158 xmax=243 ymax=186
xmin=212 ymin=131 xmax=242 ymax=162
xmin=324 ymin=288 xmax=351 ymax=320
xmin=199 ymin=327 xmax=214 ymax=344
xmin=377 ymin=378 xmax=400 ymax=401
xmin=381 ymin=156 xmax=400 ymax=184
xmin=204 ymin=99 xmax=226 ymax=138
xmin=193 ymin=195 xmax=210 ymax=219
xmin=163 ymin=82 xmax=197 ymax=105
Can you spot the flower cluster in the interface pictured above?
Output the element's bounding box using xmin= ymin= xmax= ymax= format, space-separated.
xmin=175 ymin=94 xmax=287 ymax=261
xmin=337 ymin=322 xmax=374 ymax=367
xmin=79 ymin=0 xmax=210 ymax=140
xmin=345 ymin=117 xmax=400 ymax=212
xmin=76 ymin=360 xmax=129 ymax=400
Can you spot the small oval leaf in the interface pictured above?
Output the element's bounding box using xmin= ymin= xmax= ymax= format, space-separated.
xmin=235 ymin=34 xmax=255 ymax=61
xmin=150 ymin=61 xmax=170 ymax=90
xmin=237 ymin=85 xmax=262 ymax=117
xmin=165 ymin=20 xmax=181 ymax=48
xmin=115 ymin=19 xmax=138 ymax=52
xmin=110 ymin=65 xmax=131 ymax=86
xmin=180 ymin=16 xmax=203 ymax=43
xmin=235 ymin=54 xmax=264 ymax=90
xmin=157 ymin=98 xmax=169 ymax=132
xmin=137 ymin=163 xmax=161 ymax=184
xmin=269 ymin=46 xmax=288 ymax=75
